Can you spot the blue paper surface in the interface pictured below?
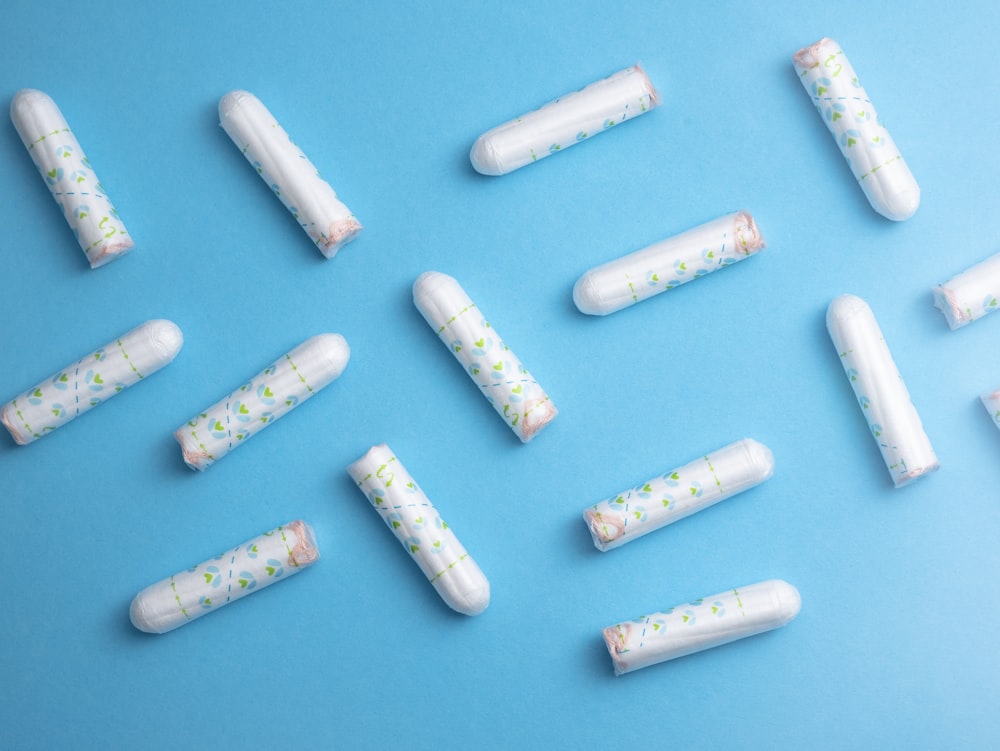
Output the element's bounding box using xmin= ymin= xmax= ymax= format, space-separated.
xmin=2 ymin=1 xmax=999 ymax=748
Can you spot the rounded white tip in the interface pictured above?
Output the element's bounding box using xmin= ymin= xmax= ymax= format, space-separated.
xmin=826 ymin=293 xmax=870 ymax=328
xmin=446 ymin=579 xmax=491 ymax=617
xmin=10 ymin=88 xmax=51 ymax=118
xmin=875 ymin=185 xmax=920 ymax=222
xmin=470 ymin=133 xmax=505 ymax=176
xmin=129 ymin=593 xmax=160 ymax=634
xmin=572 ymin=273 xmax=607 ymax=316
xmin=304 ymin=333 xmax=350 ymax=381
xmin=142 ymin=319 xmax=184 ymax=363
xmin=741 ymin=438 xmax=775 ymax=482
xmin=218 ymin=89 xmax=256 ymax=120
xmin=412 ymin=270 xmax=458 ymax=302
xmin=769 ymin=579 xmax=802 ymax=625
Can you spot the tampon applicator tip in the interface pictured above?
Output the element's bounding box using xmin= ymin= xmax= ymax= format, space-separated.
xmin=572 ymin=273 xmax=606 ymax=316
xmin=140 ymin=320 xmax=184 ymax=365
xmin=876 ymin=185 xmax=920 ymax=222
xmin=218 ymin=90 xmax=253 ymax=121
xmin=826 ymin=293 xmax=868 ymax=327
xmin=741 ymin=438 xmax=775 ymax=482
xmin=10 ymin=88 xmax=49 ymax=119
xmin=447 ymin=579 xmax=491 ymax=616
xmin=770 ymin=579 xmax=802 ymax=625
xmin=305 ymin=333 xmax=351 ymax=383
xmin=469 ymin=133 xmax=505 ymax=176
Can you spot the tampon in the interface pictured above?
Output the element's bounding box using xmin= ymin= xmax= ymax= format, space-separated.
xmin=793 ymin=38 xmax=919 ymax=221
xmin=827 ymin=294 xmax=938 ymax=487
xmin=130 ymin=520 xmax=319 ymax=634
xmin=573 ymin=211 xmax=765 ymax=316
xmin=348 ymin=444 xmax=490 ymax=616
xmin=981 ymin=389 xmax=1000 ymax=432
xmin=603 ymin=579 xmax=801 ymax=675
xmin=583 ymin=438 xmax=774 ymax=552
xmin=10 ymin=89 xmax=133 ymax=268
xmin=470 ymin=65 xmax=659 ymax=176
xmin=175 ymin=334 xmax=349 ymax=470
xmin=1 ymin=320 xmax=182 ymax=445
xmin=219 ymin=90 xmax=362 ymax=258
xmin=932 ymin=251 xmax=1000 ymax=330
xmin=413 ymin=271 xmax=557 ymax=442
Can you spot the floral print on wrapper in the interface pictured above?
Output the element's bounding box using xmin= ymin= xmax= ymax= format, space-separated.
xmin=583 ymin=438 xmax=774 ymax=551
xmin=348 ymin=444 xmax=490 ymax=616
xmin=219 ymin=91 xmax=362 ymax=258
xmin=793 ymin=38 xmax=919 ymax=221
xmin=470 ymin=65 xmax=659 ymax=176
xmin=10 ymin=89 xmax=134 ymax=268
xmin=1 ymin=320 xmax=183 ymax=445
xmin=827 ymin=294 xmax=938 ymax=487
xmin=175 ymin=334 xmax=349 ymax=471
xmin=603 ymin=579 xmax=801 ymax=676
xmin=573 ymin=211 xmax=765 ymax=316
xmin=413 ymin=272 xmax=556 ymax=443
xmin=129 ymin=520 xmax=319 ymax=634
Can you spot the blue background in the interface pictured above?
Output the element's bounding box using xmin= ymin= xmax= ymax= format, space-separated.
xmin=2 ymin=1 xmax=998 ymax=748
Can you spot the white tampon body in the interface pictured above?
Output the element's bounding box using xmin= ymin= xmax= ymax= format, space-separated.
xmin=470 ymin=65 xmax=659 ymax=176
xmin=130 ymin=520 xmax=319 ymax=634
xmin=573 ymin=211 xmax=765 ymax=316
xmin=981 ymin=390 xmax=1000 ymax=432
xmin=932 ymin=252 xmax=1000 ymax=330
xmin=827 ymin=294 xmax=938 ymax=487
xmin=603 ymin=579 xmax=801 ymax=675
xmin=413 ymin=271 xmax=557 ymax=442
xmin=347 ymin=444 xmax=490 ymax=616
xmin=175 ymin=334 xmax=349 ymax=471
xmin=10 ymin=89 xmax=134 ymax=268
xmin=793 ymin=38 xmax=920 ymax=221
xmin=219 ymin=90 xmax=362 ymax=258
xmin=1 ymin=320 xmax=182 ymax=445
xmin=583 ymin=438 xmax=774 ymax=552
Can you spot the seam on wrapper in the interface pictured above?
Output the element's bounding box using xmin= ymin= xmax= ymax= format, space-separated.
xmin=470 ymin=64 xmax=660 ymax=176
xmin=219 ymin=90 xmax=362 ymax=258
xmin=10 ymin=89 xmax=134 ymax=268
xmin=932 ymin=250 xmax=1000 ymax=330
xmin=792 ymin=38 xmax=919 ymax=221
xmin=573 ymin=211 xmax=766 ymax=316
xmin=347 ymin=444 xmax=490 ymax=616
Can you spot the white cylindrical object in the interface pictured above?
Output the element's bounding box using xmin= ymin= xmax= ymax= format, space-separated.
xmin=130 ymin=520 xmax=319 ymax=634
xmin=470 ymin=65 xmax=660 ymax=176
xmin=219 ymin=90 xmax=362 ymax=258
xmin=175 ymin=334 xmax=349 ymax=470
xmin=827 ymin=294 xmax=938 ymax=487
xmin=980 ymin=389 xmax=1000 ymax=432
xmin=1 ymin=320 xmax=182 ymax=445
xmin=573 ymin=211 xmax=765 ymax=316
xmin=347 ymin=444 xmax=490 ymax=616
xmin=10 ymin=89 xmax=134 ymax=268
xmin=793 ymin=38 xmax=920 ymax=221
xmin=583 ymin=438 xmax=774 ymax=552
xmin=932 ymin=252 xmax=1000 ymax=330
xmin=603 ymin=579 xmax=801 ymax=675
xmin=413 ymin=271 xmax=557 ymax=443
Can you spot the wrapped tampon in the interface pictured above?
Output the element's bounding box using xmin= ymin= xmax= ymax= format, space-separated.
xmin=413 ymin=271 xmax=557 ymax=442
xmin=348 ymin=444 xmax=490 ymax=616
xmin=793 ymin=38 xmax=920 ymax=221
xmin=573 ymin=211 xmax=765 ymax=316
xmin=130 ymin=520 xmax=319 ymax=634
xmin=827 ymin=294 xmax=938 ymax=487
xmin=981 ymin=390 xmax=1000 ymax=432
xmin=470 ymin=65 xmax=659 ymax=176
xmin=603 ymin=579 xmax=801 ymax=675
xmin=932 ymin=251 xmax=1000 ymax=329
xmin=583 ymin=438 xmax=774 ymax=552
xmin=219 ymin=90 xmax=362 ymax=258
xmin=1 ymin=320 xmax=182 ymax=445
xmin=175 ymin=334 xmax=349 ymax=470
xmin=10 ymin=89 xmax=133 ymax=268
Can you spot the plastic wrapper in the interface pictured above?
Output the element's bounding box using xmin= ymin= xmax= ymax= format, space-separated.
xmin=175 ymin=333 xmax=349 ymax=470
xmin=932 ymin=251 xmax=1000 ymax=330
xmin=1 ymin=320 xmax=182 ymax=445
xmin=219 ymin=90 xmax=362 ymax=258
xmin=413 ymin=271 xmax=556 ymax=442
xmin=583 ymin=438 xmax=774 ymax=551
xmin=573 ymin=211 xmax=765 ymax=316
xmin=470 ymin=65 xmax=659 ymax=176
xmin=793 ymin=38 xmax=919 ymax=221
xmin=826 ymin=294 xmax=938 ymax=487
xmin=10 ymin=89 xmax=134 ymax=268
xmin=348 ymin=444 xmax=490 ymax=616
xmin=603 ymin=579 xmax=801 ymax=675
xmin=130 ymin=520 xmax=319 ymax=634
